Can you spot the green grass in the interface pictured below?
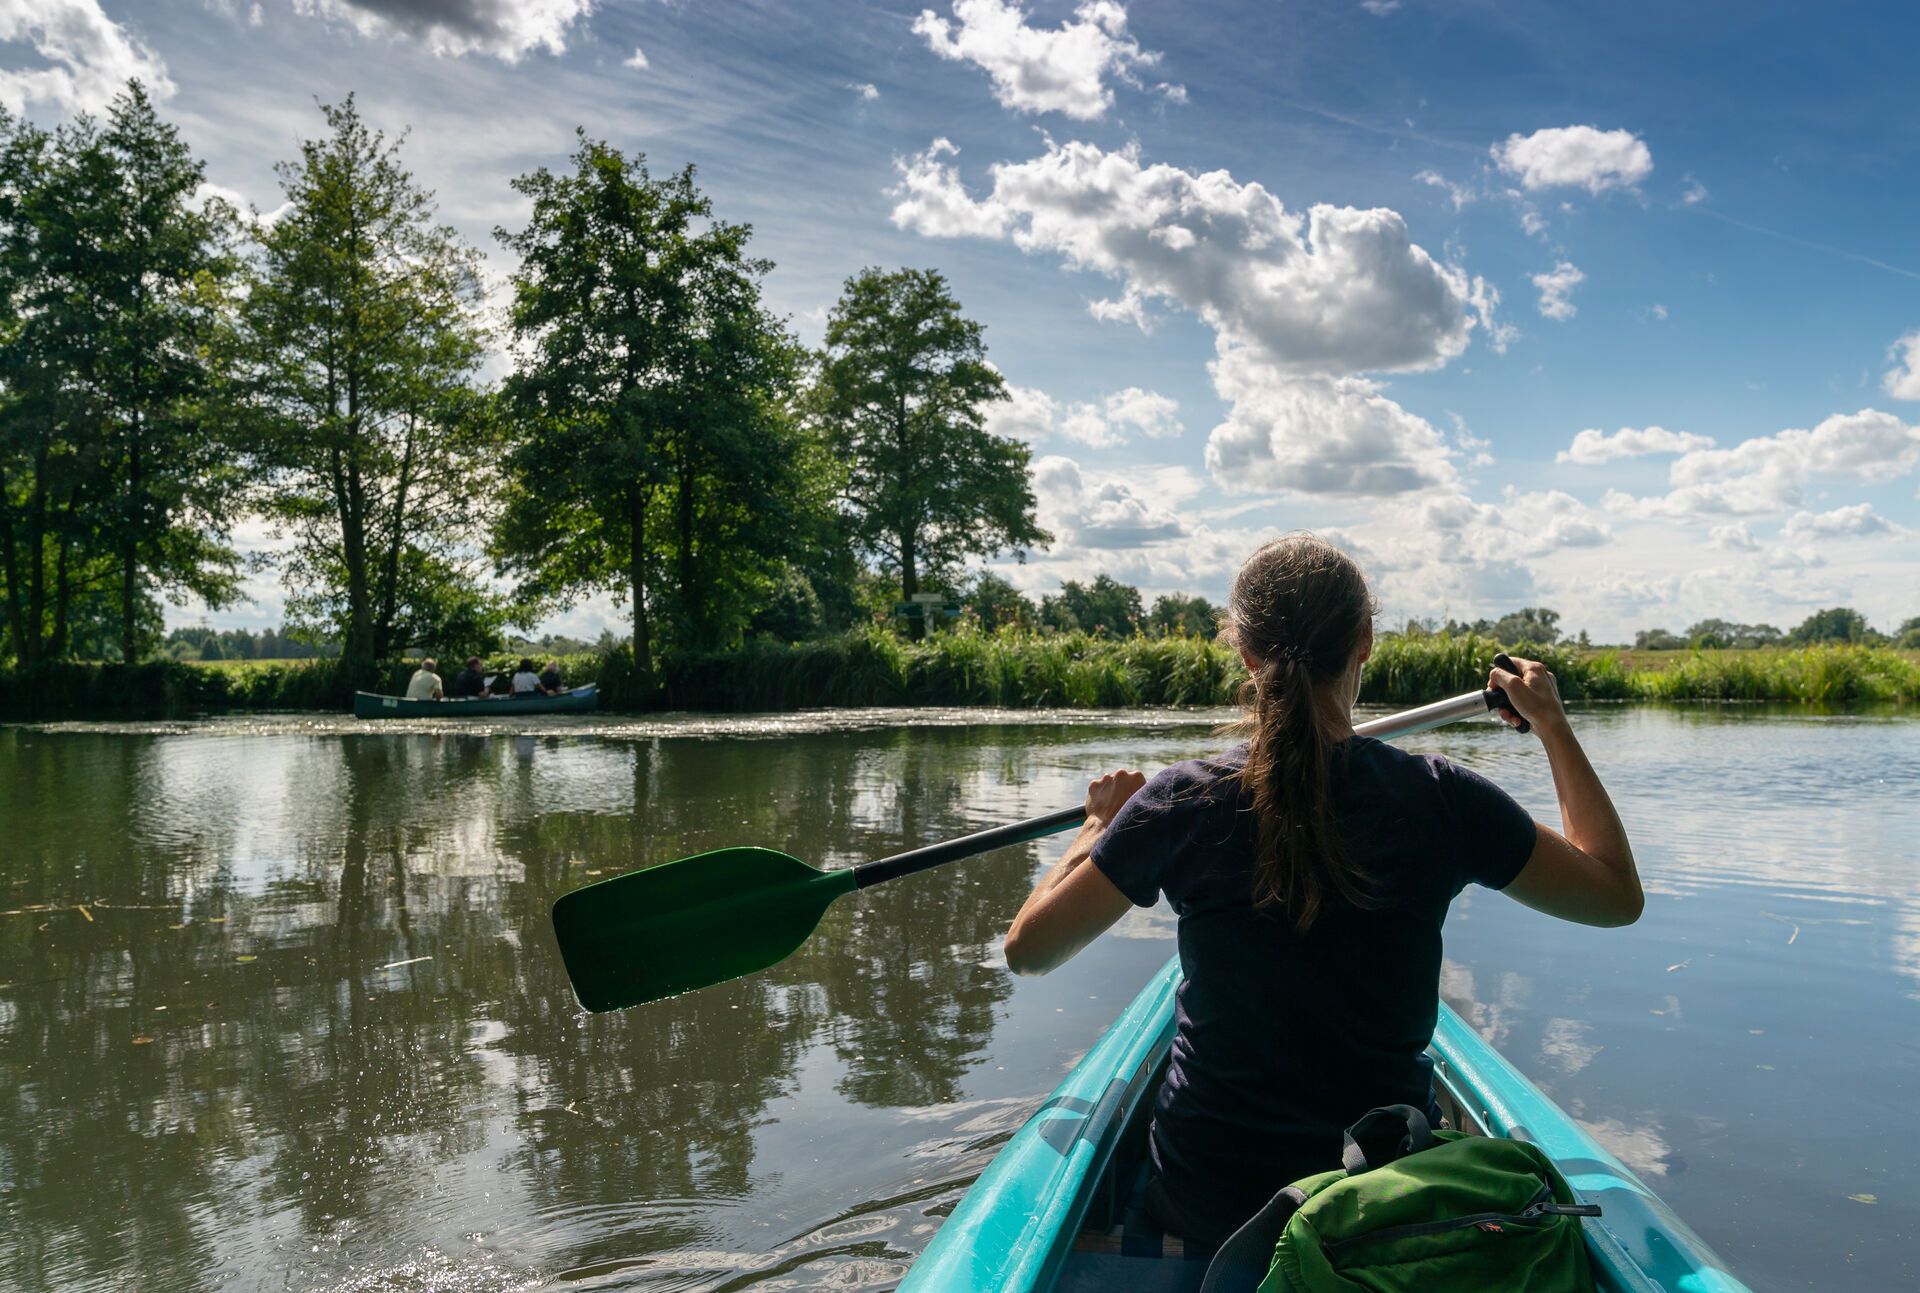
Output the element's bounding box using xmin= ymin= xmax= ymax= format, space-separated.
xmin=6 ymin=631 xmax=1915 ymax=719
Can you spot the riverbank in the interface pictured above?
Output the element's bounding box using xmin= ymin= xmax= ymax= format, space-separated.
xmin=4 ymin=631 xmax=1917 ymax=720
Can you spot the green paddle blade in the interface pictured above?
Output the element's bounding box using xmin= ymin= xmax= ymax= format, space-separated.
xmin=552 ymin=847 xmax=858 ymax=1012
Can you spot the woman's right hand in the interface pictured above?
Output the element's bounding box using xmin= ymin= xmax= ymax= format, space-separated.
xmin=1489 ymin=655 xmax=1569 ymax=736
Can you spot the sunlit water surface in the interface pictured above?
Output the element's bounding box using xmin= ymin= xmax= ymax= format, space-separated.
xmin=1 ymin=707 xmax=1914 ymax=1291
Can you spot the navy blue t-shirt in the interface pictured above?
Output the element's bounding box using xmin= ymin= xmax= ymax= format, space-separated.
xmin=1090 ymin=737 xmax=1537 ymax=1246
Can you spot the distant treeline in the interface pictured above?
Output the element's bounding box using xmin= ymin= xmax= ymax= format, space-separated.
xmin=6 ymin=629 xmax=1915 ymax=722
xmin=162 ymin=625 xmax=336 ymax=662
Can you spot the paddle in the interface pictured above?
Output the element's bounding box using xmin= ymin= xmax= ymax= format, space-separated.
xmin=553 ymin=662 xmax=1529 ymax=1012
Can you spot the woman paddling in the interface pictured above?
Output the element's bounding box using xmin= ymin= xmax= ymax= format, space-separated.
xmin=1003 ymin=534 xmax=1643 ymax=1250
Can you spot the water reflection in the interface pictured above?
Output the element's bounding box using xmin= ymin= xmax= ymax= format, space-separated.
xmin=2 ymin=708 xmax=1917 ymax=1292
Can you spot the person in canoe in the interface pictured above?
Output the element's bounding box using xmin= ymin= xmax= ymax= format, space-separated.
xmin=449 ymin=656 xmax=492 ymax=699
xmin=508 ymin=657 xmax=545 ymax=697
xmin=1002 ymin=533 xmax=1642 ymax=1252
xmin=405 ymin=658 xmax=443 ymax=701
xmin=538 ymin=659 xmax=566 ymax=694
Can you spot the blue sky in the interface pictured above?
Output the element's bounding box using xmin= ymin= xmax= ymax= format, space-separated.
xmin=4 ymin=0 xmax=1916 ymax=640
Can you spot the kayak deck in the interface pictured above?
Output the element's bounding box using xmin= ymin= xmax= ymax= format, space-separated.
xmin=901 ymin=956 xmax=1752 ymax=1293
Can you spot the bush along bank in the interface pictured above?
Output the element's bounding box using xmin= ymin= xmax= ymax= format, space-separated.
xmin=3 ymin=631 xmax=1915 ymax=720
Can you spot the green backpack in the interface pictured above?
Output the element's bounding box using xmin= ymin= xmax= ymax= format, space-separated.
xmin=1200 ymin=1105 xmax=1602 ymax=1293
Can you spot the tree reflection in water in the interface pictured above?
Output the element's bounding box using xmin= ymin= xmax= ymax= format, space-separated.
xmin=0 ymin=723 xmax=1057 ymax=1291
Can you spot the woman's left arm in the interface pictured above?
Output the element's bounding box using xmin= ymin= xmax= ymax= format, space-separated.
xmin=1004 ymin=770 xmax=1145 ymax=976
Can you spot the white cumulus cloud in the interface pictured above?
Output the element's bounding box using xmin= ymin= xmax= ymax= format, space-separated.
xmin=1493 ymin=125 xmax=1653 ymax=194
xmin=984 ymin=382 xmax=1058 ymax=443
xmin=1604 ymin=408 xmax=1920 ymax=520
xmin=1557 ymin=426 xmax=1716 ymax=464
xmin=1533 ymin=261 xmax=1584 ymax=320
xmin=289 ymin=0 xmax=592 ymax=61
xmin=912 ymin=0 xmax=1179 ymax=120
xmin=1782 ymin=504 xmax=1895 ymax=540
xmin=893 ymin=138 xmax=1488 ymax=377
xmin=1033 ymin=454 xmax=1190 ymax=547
xmin=1204 ymin=361 xmax=1458 ymax=496
xmin=0 ymin=0 xmax=174 ymax=114
xmin=891 ymin=136 xmax=1498 ymax=498
xmin=849 ymin=81 xmax=880 ymax=100
xmin=1884 ymin=330 xmax=1920 ymax=401
xmin=623 ymin=46 xmax=649 ymax=69
xmin=986 ymin=383 xmax=1181 ymax=448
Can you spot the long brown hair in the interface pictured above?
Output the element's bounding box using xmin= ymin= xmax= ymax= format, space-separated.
xmin=1226 ymin=535 xmax=1375 ymax=930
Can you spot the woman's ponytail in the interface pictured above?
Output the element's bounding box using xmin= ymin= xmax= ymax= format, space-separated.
xmin=1228 ymin=536 xmax=1375 ymax=931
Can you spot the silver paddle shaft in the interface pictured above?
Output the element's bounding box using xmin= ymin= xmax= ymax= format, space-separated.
xmin=1353 ymin=687 xmax=1504 ymax=740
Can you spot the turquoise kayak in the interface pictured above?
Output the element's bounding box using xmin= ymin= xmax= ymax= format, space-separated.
xmin=901 ymin=956 xmax=1752 ymax=1292
xmin=352 ymin=684 xmax=598 ymax=719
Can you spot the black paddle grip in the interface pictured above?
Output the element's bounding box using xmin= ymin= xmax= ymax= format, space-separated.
xmin=1490 ymin=652 xmax=1530 ymax=734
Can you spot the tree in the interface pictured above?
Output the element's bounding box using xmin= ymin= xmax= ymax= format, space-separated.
xmin=0 ymin=109 xmax=98 ymax=667
xmin=749 ymin=567 xmax=824 ymax=642
xmin=963 ymin=570 xmax=1034 ymax=630
xmin=1041 ymin=575 xmax=1142 ymax=637
xmin=86 ymin=83 xmax=245 ymax=661
xmin=1488 ymin=606 xmax=1561 ymax=645
xmin=1684 ymin=618 xmax=1781 ymax=649
xmin=493 ymin=135 xmax=819 ymax=677
xmin=1788 ymin=606 xmax=1876 ymax=645
xmin=242 ymin=98 xmax=501 ymax=679
xmin=1147 ymin=592 xmax=1218 ymax=637
xmin=1896 ymin=616 xmax=1920 ymax=650
xmin=817 ymin=268 xmax=1048 ymax=631
xmin=1633 ymin=628 xmax=1686 ymax=650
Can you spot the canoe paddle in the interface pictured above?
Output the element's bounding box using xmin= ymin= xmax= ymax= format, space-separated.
xmin=553 ymin=661 xmax=1530 ymax=1012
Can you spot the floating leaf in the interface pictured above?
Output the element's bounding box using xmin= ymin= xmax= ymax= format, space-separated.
xmin=1848 ymin=1193 xmax=1878 ymax=1205
xmin=131 ymin=1036 xmax=155 ymax=1045
xmin=235 ymin=954 xmax=257 ymax=963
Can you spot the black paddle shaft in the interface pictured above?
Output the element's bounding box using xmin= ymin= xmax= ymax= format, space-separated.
xmin=854 ymin=805 xmax=1089 ymax=889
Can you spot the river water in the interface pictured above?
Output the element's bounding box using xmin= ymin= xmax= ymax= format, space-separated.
xmin=0 ymin=706 xmax=1914 ymax=1292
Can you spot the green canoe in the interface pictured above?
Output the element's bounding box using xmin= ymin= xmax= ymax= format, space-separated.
xmin=352 ymin=684 xmax=598 ymax=719
xmin=900 ymin=955 xmax=1752 ymax=1293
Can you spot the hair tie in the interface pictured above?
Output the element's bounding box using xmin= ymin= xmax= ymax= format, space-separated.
xmin=1277 ymin=643 xmax=1312 ymax=667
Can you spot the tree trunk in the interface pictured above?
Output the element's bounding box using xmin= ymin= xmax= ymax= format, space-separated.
xmin=676 ymin=446 xmax=697 ymax=647
xmin=120 ymin=416 xmax=143 ymax=663
xmin=0 ymin=461 xmax=29 ymax=668
xmin=373 ymin=409 xmax=417 ymax=661
xmin=50 ymin=527 xmax=72 ymax=660
xmin=900 ymin=526 xmax=922 ymax=640
xmin=25 ymin=429 xmax=49 ymax=668
xmin=628 ymin=483 xmax=652 ymax=684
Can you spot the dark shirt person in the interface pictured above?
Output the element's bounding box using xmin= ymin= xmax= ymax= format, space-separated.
xmin=539 ymin=661 xmax=564 ymax=694
xmin=449 ymin=656 xmax=490 ymax=699
xmin=1002 ymin=534 xmax=1642 ymax=1249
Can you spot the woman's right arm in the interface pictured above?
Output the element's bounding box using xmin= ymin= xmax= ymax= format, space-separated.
xmin=1492 ymin=656 xmax=1644 ymax=928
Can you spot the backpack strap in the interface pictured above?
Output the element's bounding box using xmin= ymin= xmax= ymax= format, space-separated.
xmin=1340 ymin=1104 xmax=1437 ymax=1175
xmin=1197 ymin=1185 xmax=1309 ymax=1293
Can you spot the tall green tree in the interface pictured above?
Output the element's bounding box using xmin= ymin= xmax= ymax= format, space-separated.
xmin=1041 ymin=574 xmax=1142 ymax=637
xmin=1788 ymin=606 xmax=1877 ymax=645
xmin=243 ymin=98 xmax=499 ymax=677
xmin=1147 ymin=592 xmax=1218 ymax=637
xmin=494 ymin=135 xmax=819 ymax=675
xmin=0 ymin=110 xmax=104 ymax=667
xmin=817 ymin=268 xmax=1048 ymax=624
xmin=86 ymin=83 xmax=245 ymax=661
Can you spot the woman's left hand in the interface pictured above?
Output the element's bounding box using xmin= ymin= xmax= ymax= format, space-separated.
xmin=1085 ymin=769 xmax=1147 ymax=827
